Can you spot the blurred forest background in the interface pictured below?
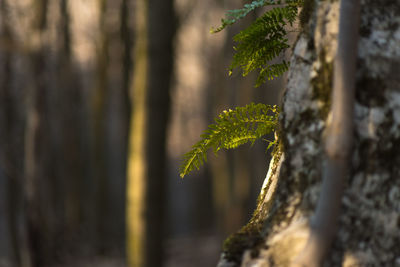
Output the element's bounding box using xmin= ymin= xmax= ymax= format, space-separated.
xmin=0 ymin=0 xmax=286 ymax=266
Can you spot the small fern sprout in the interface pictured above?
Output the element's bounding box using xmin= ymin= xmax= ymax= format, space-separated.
xmin=179 ymin=103 xmax=279 ymax=178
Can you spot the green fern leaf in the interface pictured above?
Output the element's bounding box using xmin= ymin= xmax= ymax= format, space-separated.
xmin=210 ymin=0 xmax=282 ymax=33
xmin=179 ymin=103 xmax=279 ymax=178
xmin=255 ymin=61 xmax=289 ymax=86
xmin=211 ymin=0 xmax=301 ymax=86
xmin=229 ymin=4 xmax=298 ymax=86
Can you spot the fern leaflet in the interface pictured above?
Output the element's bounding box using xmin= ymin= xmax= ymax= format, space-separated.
xmin=229 ymin=4 xmax=298 ymax=86
xmin=212 ymin=0 xmax=301 ymax=87
xmin=179 ymin=103 xmax=279 ymax=178
xmin=210 ymin=0 xmax=279 ymax=33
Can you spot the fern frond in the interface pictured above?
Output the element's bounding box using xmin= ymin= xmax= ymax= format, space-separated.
xmin=210 ymin=0 xmax=281 ymax=33
xmin=179 ymin=103 xmax=279 ymax=178
xmin=211 ymin=0 xmax=300 ymax=33
xmin=256 ymin=61 xmax=289 ymax=86
xmin=230 ymin=4 xmax=298 ymax=86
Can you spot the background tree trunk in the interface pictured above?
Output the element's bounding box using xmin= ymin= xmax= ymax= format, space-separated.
xmin=126 ymin=0 xmax=175 ymax=266
xmin=24 ymin=1 xmax=55 ymax=266
xmin=0 ymin=1 xmax=23 ymax=265
xmin=218 ymin=0 xmax=400 ymax=266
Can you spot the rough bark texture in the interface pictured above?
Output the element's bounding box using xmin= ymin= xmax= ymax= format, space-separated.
xmin=293 ymin=1 xmax=360 ymax=266
xmin=218 ymin=0 xmax=400 ymax=266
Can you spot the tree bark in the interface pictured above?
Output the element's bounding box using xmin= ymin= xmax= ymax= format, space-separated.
xmin=217 ymin=0 xmax=400 ymax=266
xmin=293 ymin=1 xmax=361 ymax=266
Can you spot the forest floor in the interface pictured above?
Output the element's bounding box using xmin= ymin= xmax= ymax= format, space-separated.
xmin=165 ymin=235 xmax=222 ymax=266
xmin=50 ymin=235 xmax=222 ymax=267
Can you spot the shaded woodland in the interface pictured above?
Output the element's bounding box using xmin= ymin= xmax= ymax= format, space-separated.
xmin=0 ymin=0 xmax=283 ymax=266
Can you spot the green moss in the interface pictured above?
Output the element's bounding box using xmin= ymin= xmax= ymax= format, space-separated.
xmin=311 ymin=50 xmax=333 ymax=119
xmin=375 ymin=111 xmax=400 ymax=171
xmin=299 ymin=0 xmax=315 ymax=29
xmin=355 ymin=75 xmax=386 ymax=107
xmin=300 ymin=108 xmax=317 ymax=123
xmin=222 ymin=226 xmax=263 ymax=262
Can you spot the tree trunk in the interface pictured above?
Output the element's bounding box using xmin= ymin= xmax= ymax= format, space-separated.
xmin=23 ymin=1 xmax=54 ymax=266
xmin=0 ymin=1 xmax=22 ymax=264
xmin=126 ymin=0 xmax=175 ymax=266
xmin=91 ymin=0 xmax=109 ymax=253
xmin=57 ymin=0 xmax=85 ymax=241
xmin=218 ymin=0 xmax=400 ymax=266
